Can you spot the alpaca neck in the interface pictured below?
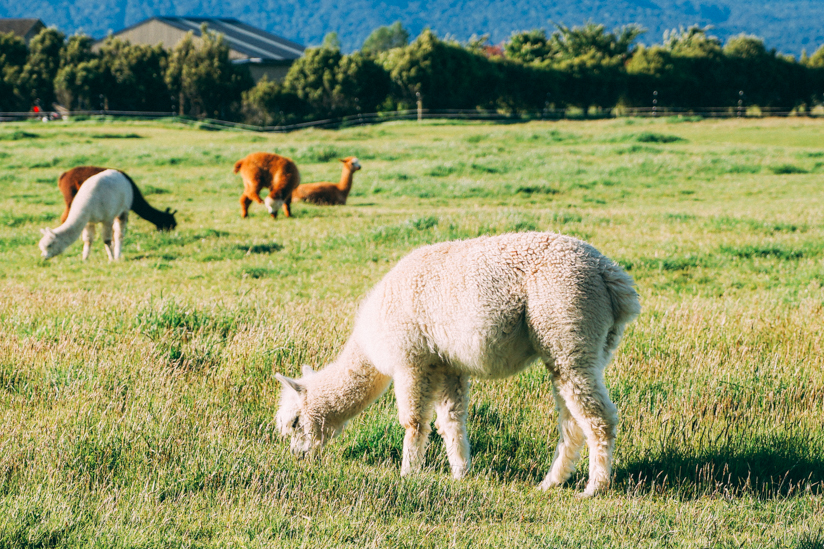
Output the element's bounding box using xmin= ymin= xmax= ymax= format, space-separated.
xmin=309 ymin=339 xmax=391 ymax=426
xmin=51 ymin=210 xmax=90 ymax=253
xmin=131 ymin=194 xmax=168 ymax=227
xmin=336 ymin=167 xmax=356 ymax=196
xmin=127 ymin=178 xmax=171 ymax=229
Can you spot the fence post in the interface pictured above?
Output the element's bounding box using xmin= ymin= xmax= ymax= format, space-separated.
xmin=416 ymin=91 xmax=422 ymax=122
xmin=652 ymin=90 xmax=658 ymax=117
xmin=737 ymin=91 xmax=744 ymax=118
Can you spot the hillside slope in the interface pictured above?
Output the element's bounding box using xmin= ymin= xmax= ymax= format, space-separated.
xmin=1 ymin=0 xmax=822 ymax=56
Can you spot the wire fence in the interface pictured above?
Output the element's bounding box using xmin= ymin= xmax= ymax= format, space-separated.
xmin=2 ymin=105 xmax=823 ymax=132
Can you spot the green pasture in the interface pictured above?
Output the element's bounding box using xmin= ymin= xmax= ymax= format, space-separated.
xmin=0 ymin=116 xmax=823 ymax=548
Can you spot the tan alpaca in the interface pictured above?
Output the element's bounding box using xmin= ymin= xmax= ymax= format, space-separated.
xmin=292 ymin=157 xmax=361 ymax=205
xmin=233 ymin=152 xmax=300 ymax=219
xmin=276 ymin=232 xmax=640 ymax=497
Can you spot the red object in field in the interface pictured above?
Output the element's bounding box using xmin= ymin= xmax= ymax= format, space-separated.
xmin=33 ymin=106 xmax=40 ymax=113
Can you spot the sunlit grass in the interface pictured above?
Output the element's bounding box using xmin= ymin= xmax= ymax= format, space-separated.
xmin=1 ymin=116 xmax=823 ymax=547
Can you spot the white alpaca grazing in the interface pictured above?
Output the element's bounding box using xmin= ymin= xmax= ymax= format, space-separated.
xmin=275 ymin=232 xmax=640 ymax=497
xmin=39 ymin=169 xmax=133 ymax=261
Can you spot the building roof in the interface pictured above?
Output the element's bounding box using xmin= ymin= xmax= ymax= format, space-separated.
xmin=123 ymin=17 xmax=304 ymax=61
xmin=0 ymin=18 xmax=45 ymax=40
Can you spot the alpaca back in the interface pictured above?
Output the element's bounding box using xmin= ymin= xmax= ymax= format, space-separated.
xmin=352 ymin=232 xmax=638 ymax=379
xmin=58 ymin=166 xmax=107 ymax=223
xmin=65 ymin=170 xmax=134 ymax=227
xmin=235 ymin=152 xmax=301 ymax=198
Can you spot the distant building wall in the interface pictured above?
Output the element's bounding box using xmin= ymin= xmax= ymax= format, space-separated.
xmin=93 ymin=20 xmax=248 ymax=60
xmin=245 ymin=63 xmax=292 ymax=83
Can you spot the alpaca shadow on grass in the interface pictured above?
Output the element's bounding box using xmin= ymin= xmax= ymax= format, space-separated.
xmin=613 ymin=440 xmax=824 ymax=499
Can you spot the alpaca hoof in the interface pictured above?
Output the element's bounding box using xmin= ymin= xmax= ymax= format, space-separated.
xmin=579 ymin=481 xmax=608 ymax=498
xmin=538 ymin=478 xmax=563 ymax=491
xmin=451 ymin=466 xmax=469 ymax=480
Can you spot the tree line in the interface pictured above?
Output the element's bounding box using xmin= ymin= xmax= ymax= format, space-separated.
xmin=2 ymin=22 xmax=824 ymax=124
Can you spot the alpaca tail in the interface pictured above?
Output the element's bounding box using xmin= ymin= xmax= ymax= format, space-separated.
xmin=233 ymin=159 xmax=244 ymax=173
xmin=599 ymin=257 xmax=641 ymax=355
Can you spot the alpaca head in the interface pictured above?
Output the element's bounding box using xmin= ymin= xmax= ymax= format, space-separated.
xmin=341 ymin=157 xmax=361 ymax=171
xmin=275 ymin=365 xmax=340 ymax=456
xmin=38 ymin=228 xmax=62 ymax=259
xmin=159 ymin=207 xmax=178 ymax=231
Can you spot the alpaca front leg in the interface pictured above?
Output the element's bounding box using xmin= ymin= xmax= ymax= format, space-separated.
xmin=101 ymin=221 xmax=115 ymax=261
xmin=434 ymin=373 xmax=472 ymax=479
xmin=539 ymin=379 xmax=586 ymax=490
xmin=394 ymin=366 xmax=440 ymax=476
xmin=81 ymin=223 xmax=96 ymax=260
xmin=113 ymin=213 xmax=127 ymax=260
xmin=264 ymin=195 xmax=283 ymax=219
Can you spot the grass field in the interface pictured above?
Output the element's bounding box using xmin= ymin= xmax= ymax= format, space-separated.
xmin=1 ymin=116 xmax=823 ymax=548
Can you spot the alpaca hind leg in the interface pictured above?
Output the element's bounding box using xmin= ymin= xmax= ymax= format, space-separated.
xmin=539 ymin=376 xmax=586 ymax=490
xmin=81 ymin=223 xmax=96 ymax=260
xmin=240 ymin=195 xmax=252 ymax=218
xmin=281 ymin=196 xmax=292 ymax=218
xmin=113 ymin=213 xmax=128 ymax=260
xmin=553 ymin=369 xmax=618 ymax=497
xmin=101 ymin=221 xmax=115 ymax=261
xmin=394 ymin=364 xmax=442 ymax=476
xmin=434 ymin=373 xmax=471 ymax=479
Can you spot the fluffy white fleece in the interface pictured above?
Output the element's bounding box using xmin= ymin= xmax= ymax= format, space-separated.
xmin=39 ymin=169 xmax=133 ymax=261
xmin=276 ymin=231 xmax=640 ymax=496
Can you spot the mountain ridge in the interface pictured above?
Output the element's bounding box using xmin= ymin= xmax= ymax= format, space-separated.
xmin=1 ymin=0 xmax=822 ymax=56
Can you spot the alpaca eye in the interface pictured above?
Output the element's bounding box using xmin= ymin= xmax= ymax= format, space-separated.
xmin=291 ymin=417 xmax=300 ymax=429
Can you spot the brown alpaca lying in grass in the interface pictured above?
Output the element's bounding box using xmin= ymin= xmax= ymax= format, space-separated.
xmin=233 ymin=152 xmax=301 ymax=219
xmin=58 ymin=166 xmax=177 ymax=230
xmin=292 ymin=157 xmax=361 ymax=205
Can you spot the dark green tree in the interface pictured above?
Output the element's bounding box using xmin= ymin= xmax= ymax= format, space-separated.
xmin=321 ymin=32 xmax=341 ymax=52
xmin=165 ymin=26 xmax=253 ymax=119
xmin=505 ymin=30 xmax=553 ymax=64
xmin=362 ymin=22 xmax=409 ymax=55
xmin=378 ymin=29 xmax=502 ymax=110
xmin=0 ymin=31 xmax=28 ymax=111
xmin=549 ymin=22 xmax=644 ymax=61
xmin=20 ymin=27 xmax=65 ymax=108
xmin=723 ymin=34 xmax=769 ymax=59
xmin=283 ymin=48 xmax=391 ymax=117
xmin=241 ymin=76 xmax=308 ymax=126
xmin=54 ymin=34 xmax=104 ymax=109
xmin=807 ymin=44 xmax=824 ymax=68
xmin=99 ymin=38 xmax=169 ymax=111
xmin=663 ymin=25 xmax=722 ymax=57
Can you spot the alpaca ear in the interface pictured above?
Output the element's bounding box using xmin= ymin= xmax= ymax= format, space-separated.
xmin=165 ymin=207 xmax=171 ymax=213
xmin=339 ymin=158 xmax=346 ymax=163
xmin=301 ymin=364 xmax=315 ymax=377
xmin=275 ymin=373 xmax=304 ymax=394
xmin=172 ymin=210 xmax=178 ymax=215
xmin=40 ymin=228 xmax=48 ymax=235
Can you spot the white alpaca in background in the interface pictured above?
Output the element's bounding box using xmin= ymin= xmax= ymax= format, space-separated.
xmin=39 ymin=169 xmax=133 ymax=261
xmin=276 ymin=232 xmax=640 ymax=497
